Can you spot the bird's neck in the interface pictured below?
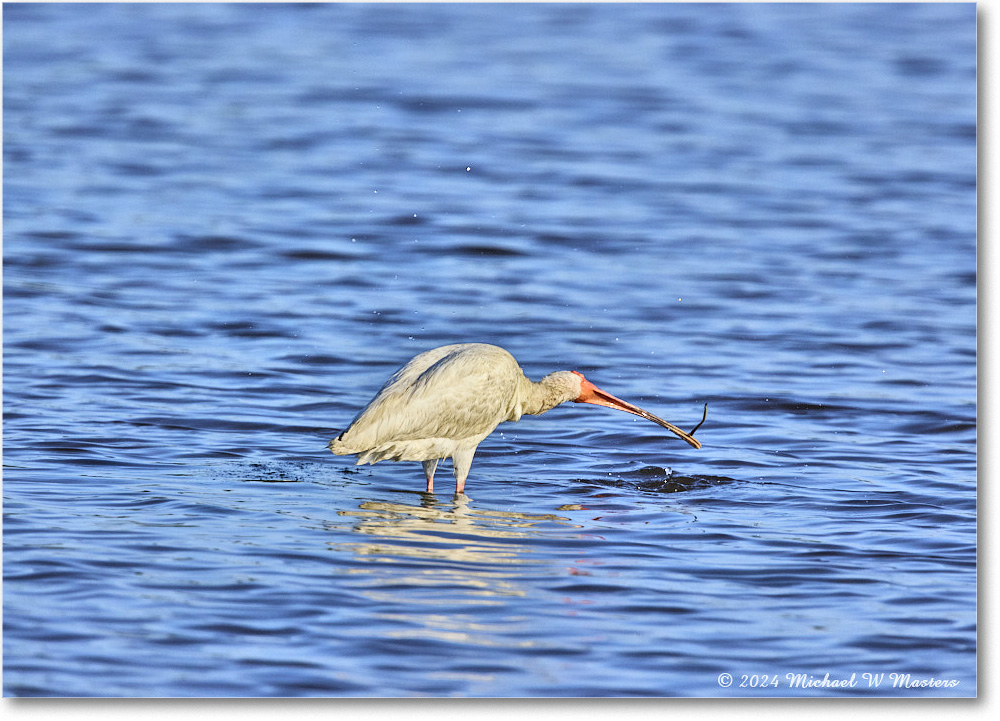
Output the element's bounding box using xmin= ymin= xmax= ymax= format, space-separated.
xmin=519 ymin=371 xmax=579 ymax=417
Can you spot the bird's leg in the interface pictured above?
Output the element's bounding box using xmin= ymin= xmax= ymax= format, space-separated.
xmin=451 ymin=448 xmax=476 ymax=495
xmin=422 ymin=459 xmax=438 ymax=493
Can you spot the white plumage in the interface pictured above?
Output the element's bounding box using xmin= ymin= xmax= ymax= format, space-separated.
xmin=329 ymin=343 xmax=702 ymax=494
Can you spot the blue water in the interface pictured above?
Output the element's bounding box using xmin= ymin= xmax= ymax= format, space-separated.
xmin=3 ymin=2 xmax=976 ymax=697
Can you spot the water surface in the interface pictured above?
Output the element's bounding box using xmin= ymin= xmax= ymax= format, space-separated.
xmin=3 ymin=2 xmax=976 ymax=697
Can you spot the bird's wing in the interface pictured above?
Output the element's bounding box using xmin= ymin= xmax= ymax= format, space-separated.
xmin=338 ymin=345 xmax=520 ymax=449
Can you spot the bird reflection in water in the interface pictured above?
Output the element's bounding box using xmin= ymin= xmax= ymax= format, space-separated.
xmin=331 ymin=493 xmax=577 ymax=568
xmin=327 ymin=495 xmax=580 ymax=654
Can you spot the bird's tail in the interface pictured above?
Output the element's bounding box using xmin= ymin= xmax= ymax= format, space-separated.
xmin=328 ymin=433 xmax=351 ymax=455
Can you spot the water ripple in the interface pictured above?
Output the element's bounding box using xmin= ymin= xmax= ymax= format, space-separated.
xmin=3 ymin=0 xmax=975 ymax=698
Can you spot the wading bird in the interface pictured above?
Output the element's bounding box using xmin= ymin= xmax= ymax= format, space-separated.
xmin=329 ymin=343 xmax=705 ymax=494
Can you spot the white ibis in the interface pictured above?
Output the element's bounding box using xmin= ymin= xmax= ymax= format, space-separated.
xmin=329 ymin=343 xmax=705 ymax=494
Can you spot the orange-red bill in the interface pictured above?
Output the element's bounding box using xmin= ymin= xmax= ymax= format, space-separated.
xmin=573 ymin=374 xmax=703 ymax=449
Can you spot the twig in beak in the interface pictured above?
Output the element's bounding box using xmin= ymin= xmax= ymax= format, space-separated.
xmin=689 ymin=403 xmax=708 ymax=437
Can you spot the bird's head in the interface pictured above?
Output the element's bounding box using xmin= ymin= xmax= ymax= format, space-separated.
xmin=545 ymin=370 xmax=702 ymax=449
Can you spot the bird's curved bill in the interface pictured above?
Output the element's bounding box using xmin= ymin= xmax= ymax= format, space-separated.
xmin=580 ymin=384 xmax=703 ymax=449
